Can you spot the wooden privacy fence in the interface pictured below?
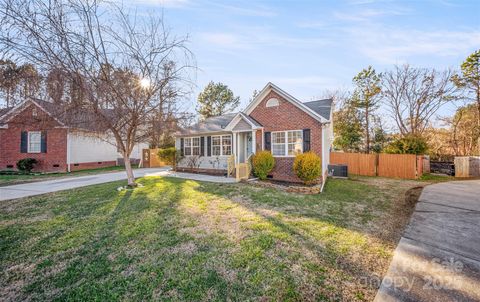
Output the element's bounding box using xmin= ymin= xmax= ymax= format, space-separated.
xmin=330 ymin=152 xmax=377 ymax=176
xmin=142 ymin=148 xmax=168 ymax=168
xmin=330 ymin=152 xmax=426 ymax=179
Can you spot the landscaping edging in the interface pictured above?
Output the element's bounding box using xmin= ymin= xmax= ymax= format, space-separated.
xmin=249 ymin=180 xmax=321 ymax=194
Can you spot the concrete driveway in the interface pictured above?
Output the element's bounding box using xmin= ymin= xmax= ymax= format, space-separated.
xmin=375 ymin=180 xmax=480 ymax=301
xmin=0 ymin=167 xmax=170 ymax=201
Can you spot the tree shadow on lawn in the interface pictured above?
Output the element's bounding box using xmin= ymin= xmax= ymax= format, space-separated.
xmin=188 ymin=177 xmax=424 ymax=301
xmin=0 ymin=176 xmax=423 ymax=302
xmin=1 ymin=179 xmax=199 ymax=301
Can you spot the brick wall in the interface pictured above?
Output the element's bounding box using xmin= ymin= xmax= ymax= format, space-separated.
xmin=249 ymin=90 xmax=323 ymax=183
xmin=0 ymin=104 xmax=68 ymax=172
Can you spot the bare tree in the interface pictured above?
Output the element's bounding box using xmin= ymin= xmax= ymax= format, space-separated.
xmin=382 ymin=64 xmax=457 ymax=136
xmin=0 ymin=0 xmax=194 ymax=186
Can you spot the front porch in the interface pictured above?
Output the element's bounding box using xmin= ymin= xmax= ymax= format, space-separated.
xmin=175 ymin=112 xmax=262 ymax=181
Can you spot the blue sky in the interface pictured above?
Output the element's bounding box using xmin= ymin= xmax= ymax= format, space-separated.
xmin=130 ymin=0 xmax=479 ymax=116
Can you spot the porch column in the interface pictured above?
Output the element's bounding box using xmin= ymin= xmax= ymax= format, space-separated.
xmin=251 ymin=130 xmax=256 ymax=154
xmin=233 ymin=132 xmax=238 ymax=164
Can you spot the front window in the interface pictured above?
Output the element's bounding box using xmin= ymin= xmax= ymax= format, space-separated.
xmin=272 ymin=132 xmax=285 ymax=156
xmin=192 ymin=137 xmax=200 ymax=155
xmin=28 ymin=131 xmax=41 ymax=153
xmin=271 ymin=130 xmax=303 ymax=156
xmin=184 ymin=138 xmax=192 ymax=156
xmin=211 ymin=135 xmax=232 ymax=156
xmin=212 ymin=136 xmax=221 ymax=156
xmin=222 ymin=135 xmax=232 ymax=156
xmin=287 ymin=131 xmax=303 ymax=155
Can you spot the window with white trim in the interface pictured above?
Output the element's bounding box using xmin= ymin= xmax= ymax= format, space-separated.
xmin=28 ymin=131 xmax=41 ymax=153
xmin=184 ymin=137 xmax=201 ymax=156
xmin=287 ymin=131 xmax=303 ymax=155
xmin=211 ymin=135 xmax=232 ymax=156
xmin=266 ymin=98 xmax=279 ymax=107
xmin=184 ymin=138 xmax=192 ymax=156
xmin=222 ymin=135 xmax=232 ymax=155
xmin=192 ymin=137 xmax=200 ymax=155
xmin=271 ymin=130 xmax=303 ymax=156
xmin=212 ymin=136 xmax=221 ymax=156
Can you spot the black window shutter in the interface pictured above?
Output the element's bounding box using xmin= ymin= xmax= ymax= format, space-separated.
xmin=264 ymin=132 xmax=271 ymax=151
xmin=41 ymin=131 xmax=47 ymax=153
xmin=200 ymin=136 xmax=205 ymax=156
xmin=180 ymin=138 xmax=184 ymax=156
xmin=303 ymin=129 xmax=311 ymax=152
xmin=207 ymin=136 xmax=212 ymax=156
xmin=20 ymin=131 xmax=28 ymax=153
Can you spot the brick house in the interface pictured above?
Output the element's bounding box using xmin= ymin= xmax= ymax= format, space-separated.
xmin=0 ymin=99 xmax=147 ymax=172
xmin=174 ymin=82 xmax=333 ymax=182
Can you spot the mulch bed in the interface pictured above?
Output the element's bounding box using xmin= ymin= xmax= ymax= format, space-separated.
xmin=248 ymin=179 xmax=322 ymax=194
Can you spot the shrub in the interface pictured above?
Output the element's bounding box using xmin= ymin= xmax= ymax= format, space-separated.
xmin=252 ymin=151 xmax=275 ymax=180
xmin=157 ymin=147 xmax=177 ymax=166
xmin=16 ymin=158 xmax=38 ymax=173
xmin=385 ymin=135 xmax=428 ymax=155
xmin=293 ymin=152 xmax=321 ymax=185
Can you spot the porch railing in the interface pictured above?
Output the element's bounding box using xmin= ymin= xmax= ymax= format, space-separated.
xmin=236 ymin=154 xmax=253 ymax=181
xmin=227 ymin=154 xmax=235 ymax=177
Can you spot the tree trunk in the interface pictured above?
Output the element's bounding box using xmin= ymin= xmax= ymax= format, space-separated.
xmin=477 ymin=90 xmax=480 ymax=156
xmin=123 ymin=153 xmax=136 ymax=187
xmin=365 ymin=106 xmax=370 ymax=154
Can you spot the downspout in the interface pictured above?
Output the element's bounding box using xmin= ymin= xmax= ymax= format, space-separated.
xmin=66 ymin=129 xmax=71 ymax=172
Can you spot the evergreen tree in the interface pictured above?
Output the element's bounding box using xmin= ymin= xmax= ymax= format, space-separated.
xmin=197 ymin=81 xmax=240 ymax=119
xmin=352 ymin=66 xmax=382 ymax=153
xmin=452 ymin=49 xmax=480 ymax=155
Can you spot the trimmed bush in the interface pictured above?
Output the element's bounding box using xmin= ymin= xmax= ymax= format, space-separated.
xmin=293 ymin=152 xmax=321 ymax=185
xmin=16 ymin=158 xmax=38 ymax=173
xmin=385 ymin=135 xmax=428 ymax=155
xmin=252 ymin=151 xmax=275 ymax=180
xmin=157 ymin=147 xmax=177 ymax=166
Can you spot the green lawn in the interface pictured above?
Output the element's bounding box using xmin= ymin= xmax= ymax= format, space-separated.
xmin=0 ymin=165 xmax=137 ymax=186
xmin=419 ymin=173 xmax=454 ymax=183
xmin=0 ymin=176 xmax=426 ymax=301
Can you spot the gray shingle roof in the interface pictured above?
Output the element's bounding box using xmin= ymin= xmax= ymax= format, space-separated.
xmin=239 ymin=112 xmax=262 ymax=127
xmin=0 ymin=107 xmax=13 ymax=123
xmin=178 ymin=113 xmax=237 ymax=136
xmin=303 ymin=99 xmax=333 ymax=121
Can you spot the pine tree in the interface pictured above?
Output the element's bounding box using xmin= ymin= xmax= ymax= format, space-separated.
xmin=197 ymin=81 xmax=240 ymax=119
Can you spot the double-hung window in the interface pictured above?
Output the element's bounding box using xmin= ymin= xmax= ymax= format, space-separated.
xmin=211 ymin=135 xmax=232 ymax=156
xmin=192 ymin=137 xmax=200 ymax=155
xmin=212 ymin=136 xmax=221 ymax=156
xmin=184 ymin=137 xmax=201 ymax=156
xmin=184 ymin=138 xmax=192 ymax=156
xmin=271 ymin=130 xmax=303 ymax=156
xmin=222 ymin=136 xmax=232 ymax=156
xmin=28 ymin=131 xmax=41 ymax=153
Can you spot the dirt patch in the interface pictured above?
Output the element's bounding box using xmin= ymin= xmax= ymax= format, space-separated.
xmin=377 ymin=185 xmax=425 ymax=246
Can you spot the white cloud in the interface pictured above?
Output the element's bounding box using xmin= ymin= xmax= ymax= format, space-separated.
xmin=124 ymin=0 xmax=190 ymax=8
xmin=198 ymin=27 xmax=333 ymax=53
xmin=212 ymin=3 xmax=277 ymax=17
xmin=346 ymin=26 xmax=480 ymax=64
xmin=333 ymin=7 xmax=411 ymax=22
xmin=198 ymin=32 xmax=250 ymax=50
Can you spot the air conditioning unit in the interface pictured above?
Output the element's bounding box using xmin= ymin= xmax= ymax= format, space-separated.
xmin=328 ymin=164 xmax=348 ymax=178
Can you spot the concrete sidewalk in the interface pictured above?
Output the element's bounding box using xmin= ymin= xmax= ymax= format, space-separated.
xmin=375 ymin=180 xmax=480 ymax=301
xmin=0 ymin=167 xmax=169 ymax=201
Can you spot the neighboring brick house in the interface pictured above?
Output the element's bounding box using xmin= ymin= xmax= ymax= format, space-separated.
xmin=0 ymin=99 xmax=147 ymax=172
xmin=174 ymin=82 xmax=333 ymax=182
